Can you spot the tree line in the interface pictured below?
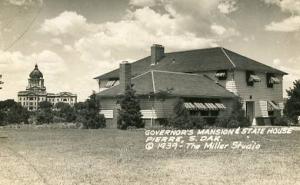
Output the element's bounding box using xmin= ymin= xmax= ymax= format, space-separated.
xmin=1 ymin=79 xmax=300 ymax=129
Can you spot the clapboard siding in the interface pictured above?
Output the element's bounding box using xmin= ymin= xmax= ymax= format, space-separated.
xmin=99 ymin=98 xmax=177 ymax=119
xmin=233 ymin=70 xmax=283 ymax=117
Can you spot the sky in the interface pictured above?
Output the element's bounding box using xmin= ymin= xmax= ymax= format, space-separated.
xmin=0 ymin=0 xmax=299 ymax=101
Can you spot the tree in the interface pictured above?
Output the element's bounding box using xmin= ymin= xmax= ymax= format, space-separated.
xmin=117 ymin=85 xmax=143 ymax=130
xmin=284 ymin=80 xmax=300 ymax=123
xmin=228 ymin=98 xmax=250 ymax=127
xmin=169 ymin=98 xmax=193 ymax=129
xmin=55 ymin=102 xmax=76 ymax=122
xmin=0 ymin=100 xmax=29 ymax=125
xmin=36 ymin=101 xmax=53 ymax=124
xmin=6 ymin=103 xmax=30 ymax=124
xmin=76 ymin=93 xmax=106 ymax=129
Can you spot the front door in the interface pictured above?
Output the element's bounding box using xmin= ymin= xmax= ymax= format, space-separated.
xmin=246 ymin=101 xmax=255 ymax=125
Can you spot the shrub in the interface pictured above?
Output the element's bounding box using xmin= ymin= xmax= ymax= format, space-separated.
xmin=272 ymin=116 xmax=289 ymax=126
xmin=75 ymin=93 xmax=106 ymax=129
xmin=227 ymin=120 xmax=240 ymax=128
xmin=215 ymin=117 xmax=230 ymax=128
xmin=284 ymin=80 xmax=300 ymax=123
xmin=227 ymin=98 xmax=250 ymax=128
xmin=117 ymin=85 xmax=143 ymax=130
xmin=190 ymin=115 xmax=206 ymax=129
xmin=168 ymin=98 xmax=193 ymax=129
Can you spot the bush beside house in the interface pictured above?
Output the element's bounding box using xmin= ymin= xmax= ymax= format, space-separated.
xmin=117 ymin=85 xmax=143 ymax=130
xmin=166 ymin=98 xmax=250 ymax=129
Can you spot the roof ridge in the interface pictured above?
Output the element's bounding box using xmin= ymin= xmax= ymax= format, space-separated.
xmin=221 ymin=47 xmax=236 ymax=69
xmin=151 ymin=71 xmax=156 ymax=93
xmin=151 ymin=70 xmax=205 ymax=77
xmin=164 ymin=47 xmax=222 ymax=55
xmin=223 ymin=48 xmax=287 ymax=74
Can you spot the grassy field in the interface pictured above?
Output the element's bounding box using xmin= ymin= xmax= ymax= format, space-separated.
xmin=0 ymin=127 xmax=299 ymax=185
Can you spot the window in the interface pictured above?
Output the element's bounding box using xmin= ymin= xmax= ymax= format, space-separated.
xmin=215 ymin=70 xmax=227 ymax=80
xmin=267 ymin=73 xmax=280 ymax=88
xmin=246 ymin=71 xmax=254 ymax=86
xmin=29 ymin=97 xmax=34 ymax=100
xmin=105 ymin=80 xmax=118 ymax=88
xmin=200 ymin=111 xmax=209 ymax=116
xmin=246 ymin=71 xmax=260 ymax=86
xmin=268 ymin=111 xmax=274 ymax=117
xmin=211 ymin=111 xmax=219 ymax=117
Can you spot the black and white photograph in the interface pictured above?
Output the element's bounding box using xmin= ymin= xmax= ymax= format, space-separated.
xmin=0 ymin=0 xmax=299 ymax=184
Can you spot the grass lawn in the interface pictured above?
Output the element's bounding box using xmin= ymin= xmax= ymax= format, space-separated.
xmin=0 ymin=127 xmax=299 ymax=185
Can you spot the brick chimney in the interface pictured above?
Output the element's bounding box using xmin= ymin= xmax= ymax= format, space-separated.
xmin=151 ymin=44 xmax=164 ymax=65
xmin=119 ymin=61 xmax=131 ymax=93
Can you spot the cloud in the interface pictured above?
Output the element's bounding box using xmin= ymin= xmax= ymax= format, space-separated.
xmin=39 ymin=11 xmax=99 ymax=36
xmin=63 ymin=45 xmax=73 ymax=52
xmin=51 ymin=38 xmax=63 ymax=45
xmin=217 ymin=0 xmax=238 ymax=14
xmin=74 ymin=7 xmax=217 ymax=67
xmin=129 ymin=0 xmax=157 ymax=7
xmin=37 ymin=4 xmax=240 ymax=100
xmin=262 ymin=0 xmax=300 ymax=14
xmin=210 ymin=23 xmax=239 ymax=39
xmin=211 ymin=24 xmax=227 ymax=35
xmin=263 ymin=0 xmax=300 ymax=32
xmin=265 ymin=16 xmax=300 ymax=32
xmin=5 ymin=0 xmax=43 ymax=7
xmin=0 ymin=49 xmax=66 ymax=100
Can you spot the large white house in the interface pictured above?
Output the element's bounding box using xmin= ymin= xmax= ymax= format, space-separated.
xmin=18 ymin=64 xmax=77 ymax=111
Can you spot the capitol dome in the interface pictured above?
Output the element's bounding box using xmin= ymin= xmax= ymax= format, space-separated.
xmin=29 ymin=64 xmax=43 ymax=79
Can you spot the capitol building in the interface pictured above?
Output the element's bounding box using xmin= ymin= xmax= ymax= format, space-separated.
xmin=18 ymin=64 xmax=77 ymax=111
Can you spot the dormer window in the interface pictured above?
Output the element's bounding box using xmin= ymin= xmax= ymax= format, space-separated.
xmin=215 ymin=70 xmax=227 ymax=80
xmin=246 ymin=71 xmax=260 ymax=86
xmin=266 ymin=73 xmax=280 ymax=88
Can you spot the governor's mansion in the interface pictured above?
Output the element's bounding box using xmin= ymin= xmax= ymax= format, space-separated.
xmin=18 ymin=64 xmax=77 ymax=111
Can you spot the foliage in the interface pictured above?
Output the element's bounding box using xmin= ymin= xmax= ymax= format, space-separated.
xmin=55 ymin=102 xmax=76 ymax=122
xmin=284 ymin=80 xmax=300 ymax=123
xmin=168 ymin=98 xmax=193 ymax=129
xmin=38 ymin=101 xmax=53 ymax=110
xmin=0 ymin=99 xmax=30 ymax=125
xmin=190 ymin=115 xmax=206 ymax=129
xmin=272 ymin=115 xmax=289 ymax=126
xmin=215 ymin=98 xmax=250 ymax=128
xmin=215 ymin=117 xmax=230 ymax=128
xmin=36 ymin=101 xmax=53 ymax=124
xmin=117 ymin=85 xmax=143 ymax=130
xmin=227 ymin=98 xmax=250 ymax=128
xmin=75 ymin=93 xmax=106 ymax=129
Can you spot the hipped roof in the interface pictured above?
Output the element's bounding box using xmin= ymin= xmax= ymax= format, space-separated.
xmin=97 ymin=70 xmax=236 ymax=99
xmin=95 ymin=47 xmax=287 ymax=80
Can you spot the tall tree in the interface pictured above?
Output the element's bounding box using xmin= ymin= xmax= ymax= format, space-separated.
xmin=284 ymin=80 xmax=300 ymax=123
xmin=76 ymin=92 xmax=106 ymax=129
xmin=117 ymin=85 xmax=143 ymax=130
